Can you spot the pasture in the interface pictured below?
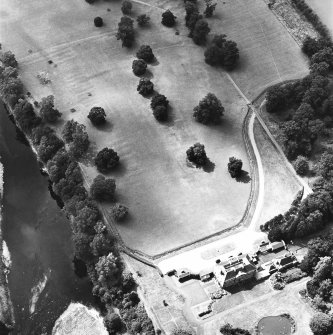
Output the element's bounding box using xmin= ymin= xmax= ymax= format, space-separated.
xmin=0 ymin=0 xmax=307 ymax=255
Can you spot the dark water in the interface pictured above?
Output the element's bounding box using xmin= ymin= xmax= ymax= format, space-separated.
xmin=258 ymin=315 xmax=292 ymax=335
xmin=0 ymin=103 xmax=96 ymax=335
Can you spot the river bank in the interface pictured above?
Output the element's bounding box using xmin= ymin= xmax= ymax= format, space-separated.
xmin=0 ymin=159 xmax=15 ymax=333
xmin=0 ymin=102 xmax=98 ymax=334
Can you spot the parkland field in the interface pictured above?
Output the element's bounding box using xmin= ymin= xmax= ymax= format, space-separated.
xmin=0 ymin=0 xmax=308 ymax=255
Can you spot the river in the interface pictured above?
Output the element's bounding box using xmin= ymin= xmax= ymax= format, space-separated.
xmin=0 ymin=103 xmax=96 ymax=335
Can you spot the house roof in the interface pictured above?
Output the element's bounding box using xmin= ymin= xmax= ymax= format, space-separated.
xmin=271 ymin=241 xmax=285 ymax=250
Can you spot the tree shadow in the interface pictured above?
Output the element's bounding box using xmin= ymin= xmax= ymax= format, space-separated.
xmin=104 ymin=161 xmax=127 ymax=178
xmin=236 ymin=170 xmax=251 ymax=183
xmin=150 ymin=57 xmax=160 ymax=66
xmin=161 ymin=104 xmax=175 ymax=127
xmin=203 ymin=158 xmax=215 ymax=173
xmin=95 ymin=120 xmax=113 ymax=132
xmin=143 ymin=68 xmax=153 ymax=80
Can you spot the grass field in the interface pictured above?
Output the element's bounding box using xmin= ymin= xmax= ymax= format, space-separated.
xmin=0 ymin=0 xmax=307 ymax=255
xmin=253 ymin=119 xmax=302 ymax=227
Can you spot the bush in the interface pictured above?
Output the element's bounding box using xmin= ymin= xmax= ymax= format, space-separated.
xmin=116 ymin=16 xmax=135 ymax=47
xmin=193 ymin=93 xmax=224 ymax=124
xmin=137 ymin=78 xmax=154 ymax=96
xmin=111 ymin=204 xmax=129 ymax=221
xmin=136 ymin=45 xmax=155 ymax=63
xmin=40 ymin=95 xmax=62 ymax=123
xmin=293 ymin=156 xmax=309 ymax=176
xmin=121 ymin=0 xmax=132 ymax=15
xmin=132 ymin=59 xmax=147 ymax=76
xmin=161 ymin=10 xmax=176 ymax=27
xmin=228 ymin=157 xmax=243 ymax=178
xmin=309 ymin=313 xmax=333 ymax=335
xmin=88 ymin=107 xmax=106 ymax=126
xmin=186 ymin=143 xmax=207 ymax=166
xmin=310 ymin=47 xmax=333 ymax=69
xmin=95 ymin=147 xmax=120 ymax=173
xmin=94 ymin=17 xmax=103 ymax=27
xmin=0 ymin=51 xmax=18 ymax=68
xmin=192 ymin=19 xmax=210 ymax=45
xmin=153 ymin=105 xmax=168 ymax=121
xmin=90 ymin=175 xmax=116 ymax=201
xmin=137 ymin=14 xmax=150 ymax=27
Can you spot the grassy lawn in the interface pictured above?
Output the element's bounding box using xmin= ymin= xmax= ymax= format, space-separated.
xmin=253 ymin=119 xmax=302 ymax=227
xmin=0 ymin=0 xmax=307 ymax=255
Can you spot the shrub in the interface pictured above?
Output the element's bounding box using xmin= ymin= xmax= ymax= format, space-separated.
xmin=111 ymin=204 xmax=129 ymax=221
xmin=40 ymin=95 xmax=62 ymax=123
xmin=186 ymin=143 xmax=207 ymax=166
xmin=90 ymin=175 xmax=116 ymax=201
xmin=228 ymin=157 xmax=243 ymax=178
xmin=137 ymin=14 xmax=150 ymax=27
xmin=121 ymin=0 xmax=132 ymax=15
xmin=192 ymin=19 xmax=210 ymax=45
xmin=132 ymin=59 xmax=147 ymax=76
xmin=293 ymin=156 xmax=309 ymax=176
xmin=136 ymin=45 xmax=155 ymax=63
xmin=310 ymin=47 xmax=333 ymax=69
xmin=88 ymin=107 xmax=106 ymax=126
xmin=0 ymin=51 xmax=18 ymax=68
xmin=220 ymin=323 xmax=251 ymax=335
xmin=137 ymin=78 xmax=154 ymax=96
xmin=193 ymin=93 xmax=224 ymax=124
xmin=94 ymin=147 xmax=120 ymax=173
xmin=94 ymin=17 xmax=103 ymax=27
xmin=309 ymin=313 xmax=333 ymax=335
xmin=150 ymin=93 xmax=169 ymax=109
xmin=161 ymin=10 xmax=176 ymax=27
xmin=153 ymin=105 xmax=168 ymax=121
xmin=116 ymin=16 xmax=135 ymax=47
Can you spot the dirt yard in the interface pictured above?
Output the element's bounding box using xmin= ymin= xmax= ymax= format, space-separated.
xmin=0 ymin=0 xmax=308 ymax=255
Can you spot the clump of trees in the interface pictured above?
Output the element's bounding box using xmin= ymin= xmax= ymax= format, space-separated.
xmin=132 ymin=59 xmax=147 ymax=76
xmin=137 ymin=14 xmax=150 ymax=27
xmin=95 ymin=147 xmax=120 ymax=173
xmin=161 ymin=10 xmax=176 ymax=27
xmin=228 ymin=157 xmax=243 ymax=178
xmin=0 ymin=51 xmax=18 ymax=68
xmin=184 ymin=1 xmax=201 ymax=37
xmin=204 ymin=0 xmax=217 ymax=18
xmin=62 ymin=120 xmax=90 ymax=159
xmin=293 ymin=155 xmax=309 ymax=176
xmin=111 ymin=204 xmax=129 ymax=221
xmin=193 ymin=93 xmax=224 ymax=124
xmin=262 ymin=190 xmax=333 ymax=241
xmin=186 ymin=143 xmax=208 ymax=166
xmin=192 ymin=19 xmax=210 ymax=45
xmin=151 ymin=94 xmax=169 ymax=121
xmin=204 ymin=34 xmax=240 ymax=69
xmin=309 ymin=313 xmax=333 ymax=335
xmin=90 ymin=175 xmax=116 ymax=201
xmin=13 ymin=100 xmax=41 ymax=135
xmin=137 ymin=78 xmax=154 ymax=96
xmin=0 ymin=62 xmax=23 ymax=107
xmin=136 ymin=45 xmax=155 ymax=63
xmin=116 ymin=16 xmax=135 ymax=47
xmin=121 ymin=0 xmax=132 ymax=15
xmin=88 ymin=107 xmax=106 ymax=126
xmin=94 ymin=17 xmax=103 ymax=27
xmin=39 ymin=95 xmax=62 ymax=123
